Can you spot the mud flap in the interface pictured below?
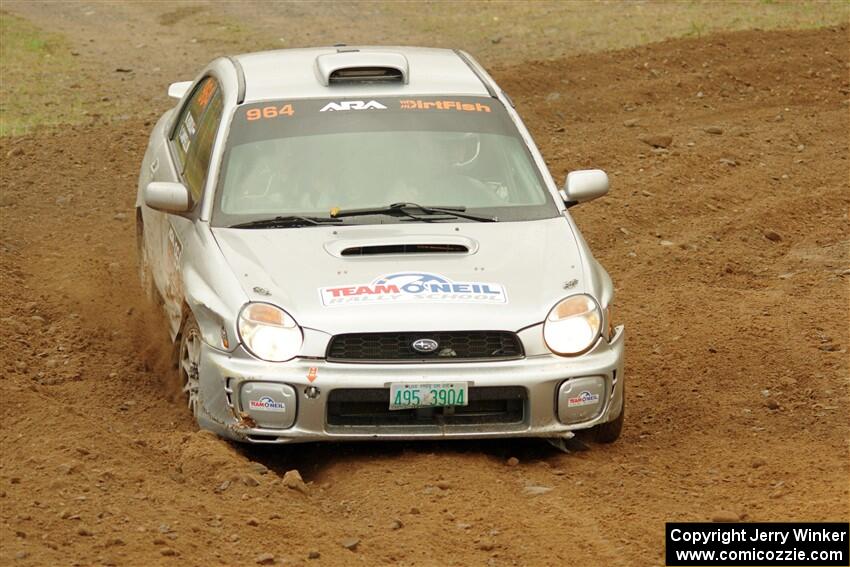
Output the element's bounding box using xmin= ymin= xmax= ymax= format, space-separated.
xmin=546 ymin=433 xmax=590 ymax=454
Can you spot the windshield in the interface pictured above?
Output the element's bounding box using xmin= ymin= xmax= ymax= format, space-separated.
xmin=213 ymin=96 xmax=558 ymax=226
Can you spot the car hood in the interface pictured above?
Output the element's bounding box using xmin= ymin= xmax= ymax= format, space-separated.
xmin=211 ymin=217 xmax=588 ymax=334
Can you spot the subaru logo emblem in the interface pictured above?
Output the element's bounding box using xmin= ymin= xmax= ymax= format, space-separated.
xmin=411 ymin=338 xmax=439 ymax=353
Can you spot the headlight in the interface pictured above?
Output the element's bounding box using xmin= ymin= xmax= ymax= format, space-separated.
xmin=237 ymin=303 xmax=302 ymax=362
xmin=543 ymin=294 xmax=603 ymax=356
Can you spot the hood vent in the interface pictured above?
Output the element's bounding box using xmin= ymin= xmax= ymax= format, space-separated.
xmin=329 ymin=66 xmax=403 ymax=84
xmin=341 ymin=243 xmax=469 ymax=257
xmin=316 ymin=50 xmax=409 ymax=86
xmin=325 ymin=234 xmax=478 ymax=258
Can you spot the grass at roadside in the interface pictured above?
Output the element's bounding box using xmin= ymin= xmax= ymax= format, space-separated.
xmin=232 ymin=0 xmax=849 ymax=66
xmin=377 ymin=0 xmax=850 ymax=63
xmin=0 ymin=1 xmax=847 ymax=137
xmin=0 ymin=6 xmax=275 ymax=137
xmin=0 ymin=11 xmax=90 ymax=136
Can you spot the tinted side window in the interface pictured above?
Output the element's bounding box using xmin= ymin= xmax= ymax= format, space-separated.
xmin=171 ymin=77 xmax=223 ymax=201
xmin=184 ymin=89 xmax=223 ymax=201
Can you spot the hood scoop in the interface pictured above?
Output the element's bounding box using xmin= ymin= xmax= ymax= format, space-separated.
xmin=342 ymin=243 xmax=468 ymax=257
xmin=325 ymin=235 xmax=478 ymax=258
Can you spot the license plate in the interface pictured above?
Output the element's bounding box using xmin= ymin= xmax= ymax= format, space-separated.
xmin=389 ymin=382 xmax=468 ymax=410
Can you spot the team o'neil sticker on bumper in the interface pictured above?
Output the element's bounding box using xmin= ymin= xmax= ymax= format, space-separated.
xmin=319 ymin=272 xmax=507 ymax=306
xmin=249 ymin=396 xmax=286 ymax=412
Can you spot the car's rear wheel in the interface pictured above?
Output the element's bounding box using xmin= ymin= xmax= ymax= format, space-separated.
xmin=590 ymin=388 xmax=624 ymax=443
xmin=178 ymin=315 xmax=202 ymax=419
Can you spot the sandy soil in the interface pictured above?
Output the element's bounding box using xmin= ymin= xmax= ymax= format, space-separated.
xmin=1 ymin=3 xmax=848 ymax=566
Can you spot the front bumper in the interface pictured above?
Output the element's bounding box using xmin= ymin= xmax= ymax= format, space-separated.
xmin=195 ymin=326 xmax=625 ymax=443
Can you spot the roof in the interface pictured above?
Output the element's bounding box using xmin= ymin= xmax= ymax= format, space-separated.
xmin=233 ymin=46 xmax=491 ymax=102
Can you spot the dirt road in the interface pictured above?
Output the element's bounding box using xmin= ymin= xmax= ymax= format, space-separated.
xmin=1 ymin=3 xmax=848 ymax=566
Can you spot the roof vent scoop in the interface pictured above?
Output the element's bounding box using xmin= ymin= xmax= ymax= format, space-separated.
xmin=316 ymin=51 xmax=409 ymax=86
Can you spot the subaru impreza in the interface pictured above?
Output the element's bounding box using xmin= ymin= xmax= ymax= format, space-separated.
xmin=136 ymin=46 xmax=624 ymax=444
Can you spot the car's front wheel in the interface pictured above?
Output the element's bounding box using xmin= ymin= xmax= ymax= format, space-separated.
xmin=589 ymin=389 xmax=624 ymax=443
xmin=178 ymin=314 xmax=202 ymax=420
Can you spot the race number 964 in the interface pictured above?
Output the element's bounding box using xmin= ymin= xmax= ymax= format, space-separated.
xmin=246 ymin=104 xmax=294 ymax=121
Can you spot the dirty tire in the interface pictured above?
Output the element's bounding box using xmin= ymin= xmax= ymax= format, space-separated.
xmin=591 ymin=391 xmax=624 ymax=444
xmin=178 ymin=314 xmax=202 ymax=421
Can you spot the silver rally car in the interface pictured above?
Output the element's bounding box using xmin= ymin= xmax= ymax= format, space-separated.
xmin=136 ymin=46 xmax=625 ymax=444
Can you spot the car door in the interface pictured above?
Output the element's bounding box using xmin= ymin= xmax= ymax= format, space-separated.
xmin=160 ymin=77 xmax=225 ymax=333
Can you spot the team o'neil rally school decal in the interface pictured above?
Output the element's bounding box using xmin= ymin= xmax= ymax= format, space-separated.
xmin=319 ymin=272 xmax=507 ymax=306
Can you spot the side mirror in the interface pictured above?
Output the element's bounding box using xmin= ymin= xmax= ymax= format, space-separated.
xmin=167 ymin=81 xmax=192 ymax=100
xmin=561 ymin=169 xmax=609 ymax=207
xmin=144 ymin=182 xmax=192 ymax=214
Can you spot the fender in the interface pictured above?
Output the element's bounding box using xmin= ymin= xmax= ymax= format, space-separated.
xmin=176 ymin=222 xmax=246 ymax=351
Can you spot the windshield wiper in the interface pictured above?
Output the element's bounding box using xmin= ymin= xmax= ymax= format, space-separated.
xmin=330 ymin=202 xmax=497 ymax=222
xmin=229 ymin=215 xmax=344 ymax=229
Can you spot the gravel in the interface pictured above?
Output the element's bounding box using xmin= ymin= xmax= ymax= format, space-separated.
xmin=523 ymin=485 xmax=554 ymax=496
xmin=763 ymin=230 xmax=783 ymax=242
xmin=711 ymin=511 xmax=741 ymax=522
xmin=639 ymin=134 xmax=673 ymax=148
xmin=282 ymin=469 xmax=308 ymax=494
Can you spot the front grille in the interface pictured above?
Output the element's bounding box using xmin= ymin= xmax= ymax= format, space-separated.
xmin=326 ymin=331 xmax=523 ymax=363
xmin=326 ymin=387 xmax=527 ymax=427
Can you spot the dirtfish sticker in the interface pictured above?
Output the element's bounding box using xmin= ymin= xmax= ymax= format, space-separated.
xmin=399 ymin=99 xmax=491 ymax=113
xmin=319 ymin=272 xmax=507 ymax=306
xmin=567 ymin=391 xmax=600 ymax=408
xmin=249 ymin=396 xmax=286 ymax=412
